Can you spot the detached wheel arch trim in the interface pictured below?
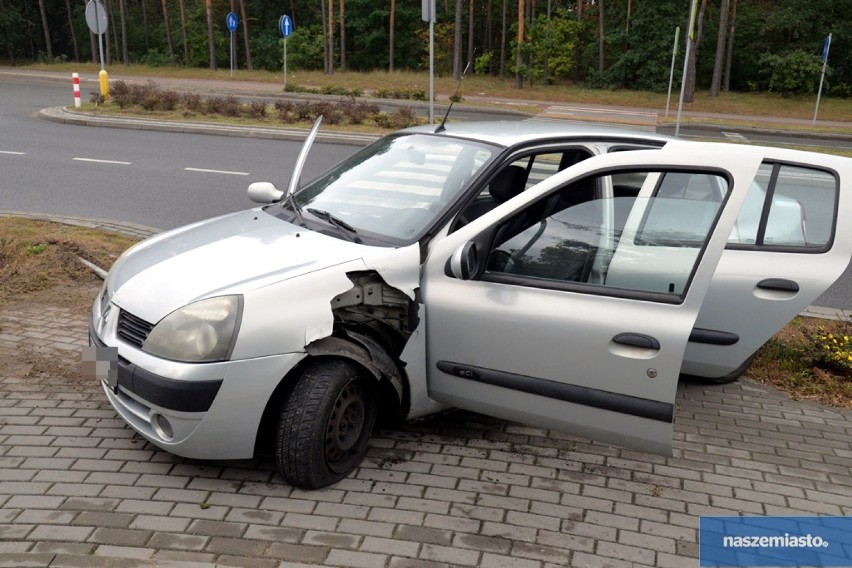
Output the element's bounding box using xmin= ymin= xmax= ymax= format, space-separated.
xmin=306 ymin=332 xmax=407 ymax=416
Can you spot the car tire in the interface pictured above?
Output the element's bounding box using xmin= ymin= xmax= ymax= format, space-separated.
xmin=275 ymin=359 xmax=377 ymax=489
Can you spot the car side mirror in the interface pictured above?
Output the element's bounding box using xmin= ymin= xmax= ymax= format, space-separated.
xmin=247 ymin=182 xmax=284 ymax=204
xmin=448 ymin=242 xmax=478 ymax=280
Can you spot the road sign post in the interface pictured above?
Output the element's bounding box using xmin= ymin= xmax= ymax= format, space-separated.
xmin=422 ymin=0 xmax=435 ymax=124
xmin=665 ymin=27 xmax=680 ymax=119
xmin=814 ymin=33 xmax=832 ymax=125
xmin=85 ymin=0 xmax=109 ymax=101
xmin=675 ymin=0 xmax=699 ymax=137
xmin=279 ymin=15 xmax=294 ymax=89
xmin=226 ymin=12 xmax=238 ymax=78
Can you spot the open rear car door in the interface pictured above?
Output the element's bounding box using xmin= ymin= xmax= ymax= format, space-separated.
xmin=678 ymin=143 xmax=852 ymax=381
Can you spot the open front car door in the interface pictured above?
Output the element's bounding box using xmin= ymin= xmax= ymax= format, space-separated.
xmin=423 ymin=146 xmax=766 ymax=456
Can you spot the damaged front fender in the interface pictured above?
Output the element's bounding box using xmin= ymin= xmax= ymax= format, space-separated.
xmin=306 ymin=330 xmax=407 ymax=417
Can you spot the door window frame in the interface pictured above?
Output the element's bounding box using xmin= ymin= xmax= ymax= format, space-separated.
xmin=470 ymin=166 xmax=734 ymax=305
xmin=726 ymin=160 xmax=839 ymax=254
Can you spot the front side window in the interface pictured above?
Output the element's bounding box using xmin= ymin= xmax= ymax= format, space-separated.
xmin=456 ymin=148 xmax=594 ymax=227
xmin=484 ymin=169 xmax=730 ymax=302
xmin=283 ymin=134 xmax=497 ymax=242
xmin=637 ymin=171 xmax=726 ymax=247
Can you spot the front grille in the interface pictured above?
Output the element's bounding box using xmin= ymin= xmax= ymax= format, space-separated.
xmin=117 ymin=310 xmax=154 ymax=348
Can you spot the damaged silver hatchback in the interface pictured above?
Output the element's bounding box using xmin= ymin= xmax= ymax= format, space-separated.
xmin=89 ymin=120 xmax=852 ymax=488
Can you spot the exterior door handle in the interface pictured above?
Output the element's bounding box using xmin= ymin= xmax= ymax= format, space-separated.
xmin=757 ymin=278 xmax=799 ymax=292
xmin=689 ymin=328 xmax=739 ymax=345
xmin=612 ymin=333 xmax=660 ymax=350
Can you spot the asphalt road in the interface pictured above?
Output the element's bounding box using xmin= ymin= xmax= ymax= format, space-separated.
xmin=1 ymin=75 xmax=849 ymax=310
xmin=0 ymin=77 xmax=360 ymax=230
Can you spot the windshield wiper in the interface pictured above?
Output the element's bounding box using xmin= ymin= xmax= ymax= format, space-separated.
xmin=283 ymin=192 xmax=306 ymax=227
xmin=306 ymin=208 xmax=361 ymax=242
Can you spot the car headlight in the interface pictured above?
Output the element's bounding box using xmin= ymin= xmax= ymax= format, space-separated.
xmin=142 ymin=296 xmax=243 ymax=363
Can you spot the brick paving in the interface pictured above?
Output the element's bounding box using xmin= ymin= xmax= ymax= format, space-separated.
xmin=2 ymin=296 xmax=852 ymax=567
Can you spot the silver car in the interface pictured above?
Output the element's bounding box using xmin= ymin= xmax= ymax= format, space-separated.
xmin=88 ymin=121 xmax=851 ymax=488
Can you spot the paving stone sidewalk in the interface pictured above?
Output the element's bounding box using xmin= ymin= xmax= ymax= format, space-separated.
xmin=2 ymin=299 xmax=852 ymax=568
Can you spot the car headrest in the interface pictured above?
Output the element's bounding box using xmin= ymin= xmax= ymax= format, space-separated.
xmin=489 ymin=165 xmax=527 ymax=202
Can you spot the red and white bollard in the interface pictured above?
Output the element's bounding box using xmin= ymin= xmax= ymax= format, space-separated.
xmin=72 ymin=73 xmax=81 ymax=108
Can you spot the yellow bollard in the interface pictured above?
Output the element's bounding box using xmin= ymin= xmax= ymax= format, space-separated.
xmin=99 ymin=69 xmax=110 ymax=102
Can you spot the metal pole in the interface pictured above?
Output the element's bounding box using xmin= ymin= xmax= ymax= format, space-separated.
xmin=284 ymin=39 xmax=288 ymax=90
xmin=665 ymin=27 xmax=680 ymax=119
xmin=813 ymin=33 xmax=831 ymax=125
xmin=676 ymin=0 xmax=698 ymax=138
xmin=230 ymin=31 xmax=234 ymax=78
xmin=94 ymin=1 xmax=105 ymax=71
xmin=813 ymin=65 xmax=826 ymax=125
xmin=429 ymin=17 xmax=434 ymax=124
xmin=98 ymin=33 xmax=105 ymax=71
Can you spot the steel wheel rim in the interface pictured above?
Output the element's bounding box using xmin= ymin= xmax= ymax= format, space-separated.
xmin=325 ymin=379 xmax=367 ymax=473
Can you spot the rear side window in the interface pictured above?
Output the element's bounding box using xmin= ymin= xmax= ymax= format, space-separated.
xmin=729 ymin=163 xmax=838 ymax=250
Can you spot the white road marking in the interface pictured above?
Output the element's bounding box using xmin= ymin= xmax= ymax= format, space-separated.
xmin=184 ymin=167 xmax=250 ymax=176
xmin=525 ymin=116 xmax=657 ymax=132
xmin=723 ymin=132 xmax=749 ymax=143
xmin=73 ymin=157 xmax=132 ymax=165
xmin=0 ymin=151 xmax=26 ymax=155
xmin=549 ymin=105 xmax=657 ymax=118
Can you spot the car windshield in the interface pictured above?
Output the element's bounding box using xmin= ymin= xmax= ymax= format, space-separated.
xmin=288 ymin=134 xmax=497 ymax=242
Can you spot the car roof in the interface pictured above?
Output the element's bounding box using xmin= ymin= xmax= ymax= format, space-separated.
xmin=401 ymin=120 xmax=672 ymax=148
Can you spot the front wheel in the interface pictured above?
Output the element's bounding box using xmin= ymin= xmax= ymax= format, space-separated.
xmin=275 ymin=360 xmax=377 ymax=489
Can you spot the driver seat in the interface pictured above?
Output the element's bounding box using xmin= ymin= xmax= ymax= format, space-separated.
xmin=464 ymin=165 xmax=527 ymax=222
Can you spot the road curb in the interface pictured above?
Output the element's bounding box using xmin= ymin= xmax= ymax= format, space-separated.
xmin=800 ymin=305 xmax=849 ymax=321
xmin=0 ymin=210 xmax=161 ymax=239
xmin=38 ymin=106 xmax=379 ymax=147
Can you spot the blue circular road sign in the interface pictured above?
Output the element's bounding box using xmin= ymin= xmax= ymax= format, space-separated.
xmin=279 ymin=14 xmax=294 ymax=38
xmin=226 ymin=12 xmax=238 ymax=32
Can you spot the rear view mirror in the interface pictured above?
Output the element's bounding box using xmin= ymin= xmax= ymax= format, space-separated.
xmin=247 ymin=182 xmax=284 ymax=204
xmin=449 ymin=241 xmax=478 ymax=280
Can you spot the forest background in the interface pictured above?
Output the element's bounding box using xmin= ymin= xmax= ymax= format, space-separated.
xmin=1 ymin=0 xmax=849 ymax=104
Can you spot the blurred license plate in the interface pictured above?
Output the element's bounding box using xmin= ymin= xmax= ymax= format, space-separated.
xmin=82 ymin=345 xmax=119 ymax=391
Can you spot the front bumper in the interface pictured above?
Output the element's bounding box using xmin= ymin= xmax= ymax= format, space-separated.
xmin=89 ymin=326 xmax=223 ymax=413
xmin=89 ymin=312 xmax=305 ymax=460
